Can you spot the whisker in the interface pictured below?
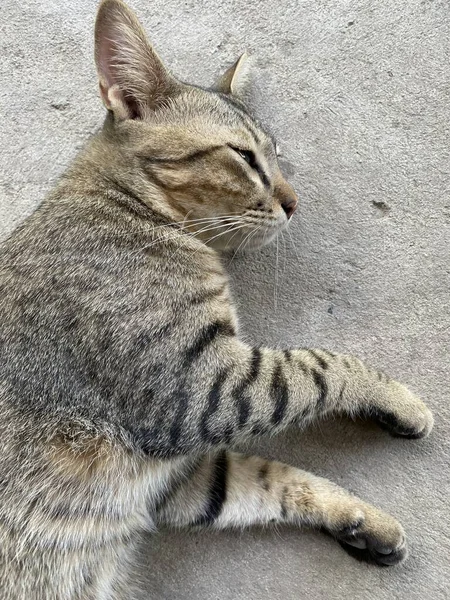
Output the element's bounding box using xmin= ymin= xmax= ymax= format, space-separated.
xmin=130 ymin=219 xmax=243 ymax=258
xmin=115 ymin=214 xmax=244 ymax=238
xmin=281 ymin=230 xmax=288 ymax=276
xmin=180 ymin=209 xmax=194 ymax=229
xmin=177 ymin=215 xmax=240 ymax=227
xmin=274 ymin=234 xmax=279 ymax=311
xmin=229 ymin=222 xmax=263 ymax=263
xmin=286 ymin=225 xmax=301 ymax=263
xmin=188 ymin=223 xmax=249 ymax=258
xmin=149 ymin=219 xmax=246 ymax=263
xmin=244 ymin=224 xmax=263 ymax=253
xmin=205 ymin=223 xmax=248 ymax=247
xmin=229 ymin=232 xmax=250 ymax=262
xmin=192 ymin=219 xmax=243 ymax=235
xmin=226 ymin=223 xmax=249 ymax=248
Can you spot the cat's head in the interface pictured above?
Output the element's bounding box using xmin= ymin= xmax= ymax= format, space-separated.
xmin=94 ymin=0 xmax=297 ymax=251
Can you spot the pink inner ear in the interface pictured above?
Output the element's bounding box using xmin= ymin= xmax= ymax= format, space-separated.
xmin=97 ymin=36 xmax=118 ymax=90
xmin=95 ymin=4 xmax=176 ymax=118
xmin=99 ymin=81 xmax=111 ymax=108
xmin=97 ymin=31 xmax=139 ymax=119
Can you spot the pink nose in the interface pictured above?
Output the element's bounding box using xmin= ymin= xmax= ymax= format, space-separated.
xmin=281 ymin=197 xmax=297 ymax=219
xmin=275 ymin=177 xmax=298 ymax=220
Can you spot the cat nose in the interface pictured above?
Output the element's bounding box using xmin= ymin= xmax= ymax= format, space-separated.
xmin=275 ymin=177 xmax=298 ymax=220
xmin=281 ymin=197 xmax=297 ymax=220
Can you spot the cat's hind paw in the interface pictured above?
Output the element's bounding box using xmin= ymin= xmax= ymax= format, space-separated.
xmin=328 ymin=506 xmax=408 ymax=566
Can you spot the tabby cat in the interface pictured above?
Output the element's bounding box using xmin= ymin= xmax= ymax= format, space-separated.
xmin=0 ymin=1 xmax=434 ymax=598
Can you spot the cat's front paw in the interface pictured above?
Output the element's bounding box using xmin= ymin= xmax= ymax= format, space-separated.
xmin=365 ymin=380 xmax=434 ymax=439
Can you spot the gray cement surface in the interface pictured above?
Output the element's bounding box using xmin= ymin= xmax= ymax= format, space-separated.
xmin=1 ymin=0 xmax=449 ymax=598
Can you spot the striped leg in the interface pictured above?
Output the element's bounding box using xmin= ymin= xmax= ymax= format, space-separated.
xmin=153 ymin=451 xmax=407 ymax=566
xmin=135 ymin=338 xmax=433 ymax=456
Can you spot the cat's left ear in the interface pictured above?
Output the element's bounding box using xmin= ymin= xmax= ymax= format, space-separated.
xmin=214 ymin=52 xmax=252 ymax=98
xmin=94 ymin=0 xmax=181 ymax=120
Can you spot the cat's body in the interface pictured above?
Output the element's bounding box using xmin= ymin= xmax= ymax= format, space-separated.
xmin=0 ymin=1 xmax=434 ymax=598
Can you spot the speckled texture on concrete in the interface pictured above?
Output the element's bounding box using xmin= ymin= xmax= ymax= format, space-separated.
xmin=1 ymin=1 xmax=449 ymax=598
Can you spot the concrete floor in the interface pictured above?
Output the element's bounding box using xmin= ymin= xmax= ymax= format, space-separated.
xmin=1 ymin=0 xmax=449 ymax=598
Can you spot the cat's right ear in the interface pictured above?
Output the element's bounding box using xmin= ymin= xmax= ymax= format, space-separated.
xmin=94 ymin=0 xmax=179 ymax=120
xmin=215 ymin=52 xmax=252 ymax=98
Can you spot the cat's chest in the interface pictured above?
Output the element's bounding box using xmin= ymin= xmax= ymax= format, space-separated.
xmin=126 ymin=247 xmax=238 ymax=331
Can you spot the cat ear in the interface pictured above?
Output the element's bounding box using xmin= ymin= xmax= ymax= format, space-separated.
xmin=215 ymin=52 xmax=251 ymax=98
xmin=95 ymin=0 xmax=179 ymax=120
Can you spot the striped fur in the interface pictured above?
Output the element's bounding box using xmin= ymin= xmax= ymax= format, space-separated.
xmin=0 ymin=0 xmax=433 ymax=597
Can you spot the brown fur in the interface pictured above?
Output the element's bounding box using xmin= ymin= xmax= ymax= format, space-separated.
xmin=0 ymin=1 xmax=433 ymax=598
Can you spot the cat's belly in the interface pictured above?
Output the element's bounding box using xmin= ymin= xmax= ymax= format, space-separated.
xmin=0 ymin=444 xmax=191 ymax=599
xmin=0 ymin=436 xmax=192 ymax=551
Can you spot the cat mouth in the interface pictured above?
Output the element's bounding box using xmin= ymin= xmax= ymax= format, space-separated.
xmin=218 ymin=219 xmax=288 ymax=252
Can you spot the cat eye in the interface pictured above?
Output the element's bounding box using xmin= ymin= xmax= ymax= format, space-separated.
xmin=229 ymin=146 xmax=258 ymax=169
xmin=228 ymin=145 xmax=270 ymax=188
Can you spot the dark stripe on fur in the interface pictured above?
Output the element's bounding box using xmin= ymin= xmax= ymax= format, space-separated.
xmin=280 ymin=485 xmax=289 ymax=519
xmin=343 ymin=358 xmax=352 ymax=370
xmin=258 ymin=463 xmax=270 ymax=491
xmin=248 ymin=347 xmax=262 ymax=380
xmin=293 ymin=353 xmax=309 ymax=376
xmin=137 ymin=321 xmax=234 ymax=453
xmin=237 ymin=395 xmax=251 ymax=429
xmin=200 ymin=369 xmax=229 ymax=443
xmin=312 ymin=368 xmax=328 ymax=412
xmin=195 ymin=451 xmax=228 ymax=526
xmin=187 ymin=284 xmax=227 ymax=306
xmin=320 ymin=349 xmax=336 ymax=359
xmin=169 ymin=386 xmax=190 ymax=448
xmin=144 ymin=146 xmax=223 ymax=165
xmin=233 ymin=348 xmax=262 ymax=428
xmin=101 ymin=174 xmax=161 ymax=219
xmin=298 ymin=405 xmax=312 ymax=423
xmin=270 ymin=362 xmax=289 ymax=425
xmin=283 ymin=349 xmax=292 ymax=363
xmin=309 ymin=350 xmax=329 ymax=370
xmin=251 ymin=421 xmax=269 ymax=436
xmin=184 ymin=321 xmax=235 ymax=363
xmin=153 ymin=457 xmax=203 ymax=513
xmin=255 ymin=164 xmax=270 ymax=189
xmin=338 ymin=381 xmax=346 ymax=404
